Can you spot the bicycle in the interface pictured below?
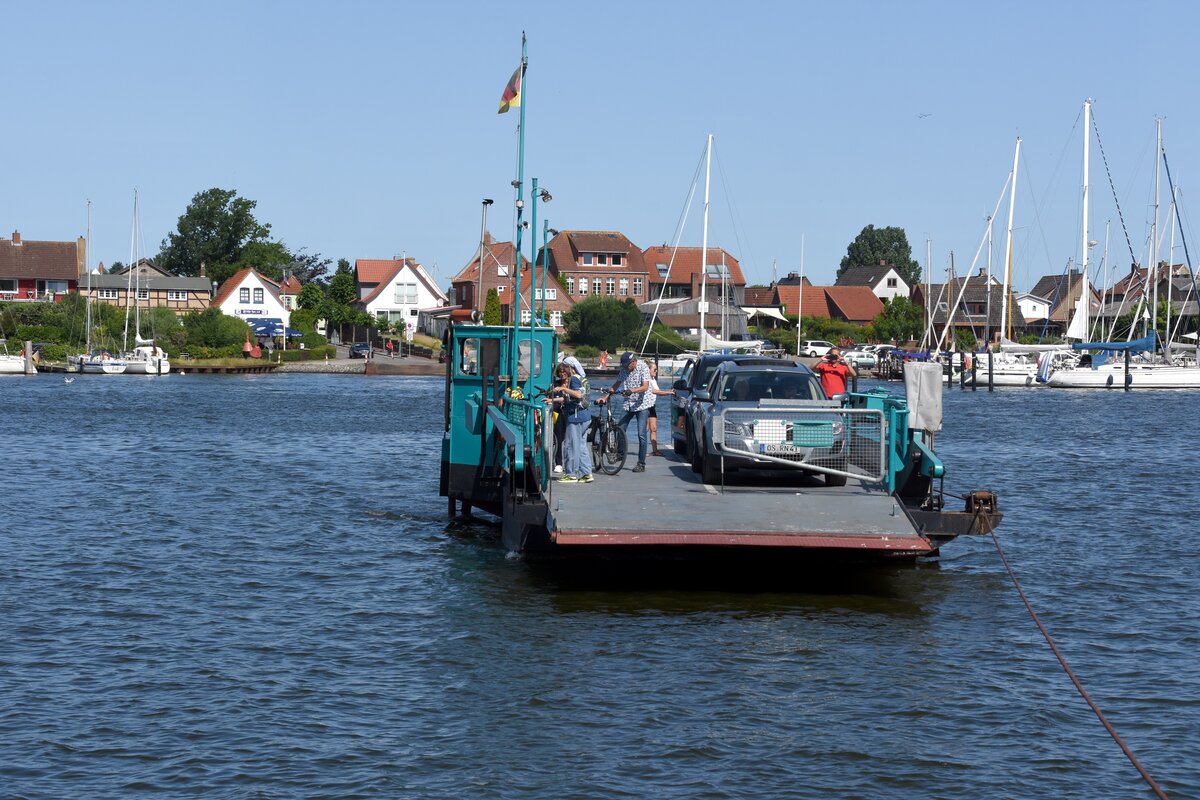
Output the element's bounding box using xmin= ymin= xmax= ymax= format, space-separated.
xmin=587 ymin=390 xmax=628 ymax=475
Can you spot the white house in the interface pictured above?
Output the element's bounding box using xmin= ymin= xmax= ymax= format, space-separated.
xmin=212 ymin=268 xmax=291 ymax=327
xmin=1015 ymin=291 xmax=1052 ymax=325
xmin=355 ymin=257 xmax=448 ymax=336
xmin=834 ymin=264 xmax=910 ymax=303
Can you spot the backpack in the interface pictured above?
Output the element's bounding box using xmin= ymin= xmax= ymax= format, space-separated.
xmin=578 ymin=375 xmax=590 ymax=409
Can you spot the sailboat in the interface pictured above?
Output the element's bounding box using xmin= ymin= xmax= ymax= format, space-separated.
xmin=1046 ymin=112 xmax=1200 ymax=389
xmin=73 ymin=201 xmax=128 ymax=375
xmin=120 ymin=192 xmax=170 ymax=375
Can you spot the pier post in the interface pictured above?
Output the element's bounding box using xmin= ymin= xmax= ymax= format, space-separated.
xmin=24 ymin=341 xmax=34 ymax=375
xmin=1124 ymin=349 xmax=1131 ymax=391
xmin=958 ymin=352 xmax=965 ymax=390
xmin=971 ymin=353 xmax=977 ymax=391
xmin=987 ymin=350 xmax=994 ymax=392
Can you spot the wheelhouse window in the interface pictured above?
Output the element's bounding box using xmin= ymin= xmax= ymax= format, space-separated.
xmin=459 ymin=337 xmax=480 ymax=374
xmin=516 ymin=339 xmax=542 ymax=378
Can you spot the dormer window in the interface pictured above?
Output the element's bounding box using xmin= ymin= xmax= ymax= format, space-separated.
xmin=598 ymin=254 xmax=608 ymax=266
xmin=612 ymin=253 xmax=623 ymax=266
xmin=582 ymin=253 xmax=594 ymax=266
xmin=656 ymin=263 xmax=669 ymax=278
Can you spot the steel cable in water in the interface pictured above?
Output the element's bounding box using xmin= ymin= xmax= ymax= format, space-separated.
xmin=988 ymin=531 xmax=1170 ymax=799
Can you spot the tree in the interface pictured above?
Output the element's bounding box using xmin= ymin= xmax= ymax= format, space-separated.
xmin=234 ymin=240 xmax=293 ymax=281
xmin=482 ymin=288 xmax=502 ymax=325
xmin=839 ymin=225 xmax=921 ymax=287
xmin=182 ymin=308 xmax=250 ymax=348
xmin=871 ymin=296 xmax=925 ymax=343
xmin=328 ymin=272 xmax=357 ymax=306
xmin=335 ymin=258 xmax=352 ymax=275
xmin=563 ymin=296 xmax=643 ymax=351
xmin=298 ymin=284 xmax=325 ymax=310
xmin=158 ymin=188 xmax=272 ymax=278
xmin=287 ymin=249 xmax=333 ymax=285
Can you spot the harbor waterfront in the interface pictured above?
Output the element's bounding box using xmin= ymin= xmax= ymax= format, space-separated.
xmin=2 ymin=374 xmax=1196 ymax=798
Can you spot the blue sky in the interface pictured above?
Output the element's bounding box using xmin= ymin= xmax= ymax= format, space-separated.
xmin=4 ymin=1 xmax=1199 ymax=293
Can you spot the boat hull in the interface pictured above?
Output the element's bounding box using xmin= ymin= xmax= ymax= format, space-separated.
xmin=123 ymin=358 xmax=171 ymax=375
xmin=78 ymin=359 xmax=128 ymax=375
xmin=1047 ymin=364 xmax=1200 ymax=389
xmin=0 ymin=356 xmax=31 ymax=374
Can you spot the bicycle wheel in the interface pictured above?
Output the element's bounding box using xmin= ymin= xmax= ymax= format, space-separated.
xmin=599 ymin=426 xmax=627 ymax=475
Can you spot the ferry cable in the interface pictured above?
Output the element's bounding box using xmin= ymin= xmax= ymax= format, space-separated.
xmin=987 ymin=530 xmax=1170 ymax=799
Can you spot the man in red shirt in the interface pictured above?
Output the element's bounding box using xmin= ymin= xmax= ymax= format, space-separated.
xmin=812 ymin=347 xmax=857 ymax=397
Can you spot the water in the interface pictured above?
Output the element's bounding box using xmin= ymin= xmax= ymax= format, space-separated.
xmin=1 ymin=374 xmax=1196 ymax=799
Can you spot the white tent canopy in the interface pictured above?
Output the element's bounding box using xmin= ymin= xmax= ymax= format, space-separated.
xmin=741 ymin=306 xmax=789 ymax=322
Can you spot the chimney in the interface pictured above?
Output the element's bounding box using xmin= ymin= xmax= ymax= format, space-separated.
xmin=199 ymin=262 xmax=206 ymax=278
xmin=878 ymin=259 xmax=885 ymax=266
xmin=11 ymin=230 xmax=20 ymax=245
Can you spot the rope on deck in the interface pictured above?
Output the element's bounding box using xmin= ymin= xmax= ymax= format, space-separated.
xmin=989 ymin=531 xmax=1169 ymax=799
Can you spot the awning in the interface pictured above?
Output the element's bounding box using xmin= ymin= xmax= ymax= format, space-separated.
xmin=1070 ymin=334 xmax=1156 ymax=352
xmin=248 ymin=318 xmax=304 ymax=338
xmin=741 ymin=306 xmax=789 ymax=322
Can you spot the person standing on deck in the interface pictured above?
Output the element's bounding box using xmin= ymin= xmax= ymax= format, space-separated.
xmin=549 ymin=364 xmax=592 ymax=483
xmin=645 ymin=362 xmax=674 ymax=456
xmin=608 ymin=352 xmax=652 ymax=472
xmin=812 ymin=346 xmax=857 ymax=397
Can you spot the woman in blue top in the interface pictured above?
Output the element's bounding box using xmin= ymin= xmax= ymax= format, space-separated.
xmin=548 ymin=363 xmax=593 ymax=483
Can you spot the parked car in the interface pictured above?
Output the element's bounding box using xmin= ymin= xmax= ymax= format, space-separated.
xmin=688 ymin=361 xmax=847 ymax=486
xmin=844 ymin=348 xmax=877 ymax=369
xmin=670 ymin=353 xmax=795 ymax=459
xmin=348 ymin=342 xmax=372 ymax=359
xmin=799 ymin=339 xmax=834 ymax=358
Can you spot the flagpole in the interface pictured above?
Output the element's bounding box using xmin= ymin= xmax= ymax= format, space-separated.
xmin=511 ymin=33 xmax=528 ymax=380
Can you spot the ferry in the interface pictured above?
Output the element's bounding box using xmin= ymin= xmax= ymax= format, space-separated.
xmin=439 ymin=323 xmax=1002 ymax=562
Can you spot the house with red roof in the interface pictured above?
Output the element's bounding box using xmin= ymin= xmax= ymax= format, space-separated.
xmin=212 ymin=268 xmax=292 ymax=328
xmin=0 ymin=230 xmax=85 ymax=302
xmin=539 ymin=230 xmax=651 ymax=306
xmin=354 ymin=257 xmax=448 ymax=335
xmin=774 ymin=284 xmax=885 ymax=324
xmin=642 ymin=245 xmax=747 ymax=305
xmin=278 ymin=275 xmax=302 ymax=311
xmin=450 ymin=234 xmax=573 ymax=329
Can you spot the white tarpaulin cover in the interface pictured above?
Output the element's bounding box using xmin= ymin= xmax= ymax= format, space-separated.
xmin=905 ymin=362 xmax=943 ymax=432
xmin=741 ymin=306 xmax=789 ymax=322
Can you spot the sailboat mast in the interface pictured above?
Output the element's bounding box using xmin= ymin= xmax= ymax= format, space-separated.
xmin=720 ymin=250 xmax=727 ymax=340
xmin=796 ymin=234 xmax=805 ymax=356
xmin=85 ymin=201 xmax=92 ymax=354
xmin=122 ymin=190 xmax=137 ymax=352
xmin=699 ymin=134 xmax=712 ymax=349
xmin=1001 ymin=137 xmax=1021 ymax=341
xmin=1080 ymin=99 xmax=1091 ymax=343
xmin=1149 ymin=117 xmax=1161 ymax=338
xmin=1166 ymin=186 xmax=1177 ymax=353
xmin=985 ymin=217 xmax=993 ymax=347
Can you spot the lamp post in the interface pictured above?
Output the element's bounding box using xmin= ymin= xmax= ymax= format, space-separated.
xmin=477 ymin=198 xmax=494 ymax=319
xmin=529 ymin=180 xmax=551 ymax=326
xmin=544 ymin=225 xmax=559 ymax=322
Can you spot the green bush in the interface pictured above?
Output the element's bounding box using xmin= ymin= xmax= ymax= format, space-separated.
xmin=15 ymin=324 xmax=66 ymax=343
xmin=573 ymin=344 xmax=599 ymax=358
xmin=35 ymin=343 xmax=69 ymax=362
xmin=185 ymin=343 xmax=248 ymax=359
xmin=277 ymin=345 xmax=337 ymax=362
xmin=182 ymin=308 xmax=251 ymax=349
xmin=299 ymin=332 xmax=327 ymax=349
xmin=290 ymin=308 xmax=319 ymax=333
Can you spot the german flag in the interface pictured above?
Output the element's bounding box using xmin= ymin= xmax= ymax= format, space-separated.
xmin=498 ymin=64 xmax=522 ymax=114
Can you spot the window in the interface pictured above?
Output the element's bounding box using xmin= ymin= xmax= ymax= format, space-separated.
xmin=567 ymin=276 xmax=575 ymax=294
xmin=460 ymin=337 xmax=480 ymax=375
xmin=136 ymin=288 xmax=149 ymax=301
xmin=410 ymin=308 xmax=418 ymax=316
xmin=592 ymin=278 xmax=602 ymax=295
xmin=0 ymin=278 xmax=16 ymax=293
xmin=239 ymin=288 xmax=250 ymax=303
xmin=656 ymin=263 xmax=669 ymax=278
xmin=582 ymin=253 xmax=594 ymax=266
xmin=578 ymin=278 xmax=588 ymax=295
xmin=887 ymin=277 xmax=898 ymax=288
xmin=619 ymin=278 xmax=628 ymax=296
xmin=606 ymin=278 xmax=615 ymax=295
xmin=497 ymin=264 xmax=509 ymax=276
xmin=612 ymin=253 xmax=623 ymax=266
xmin=253 ymin=288 xmax=263 ymax=303
xmin=550 ymin=310 xmax=562 ymax=327
xmin=633 ymin=278 xmax=643 ymax=296
xmin=394 ymin=282 xmax=417 ymax=304
xmin=99 ymin=289 xmax=118 ymax=300
xmin=37 ymin=280 xmax=68 ymax=295
xmin=496 ymin=285 xmax=505 ymax=294
xmin=598 ymin=254 xmax=608 ymax=266
xmin=545 ymin=287 xmax=556 ymax=300
xmin=521 ymin=309 xmax=532 ymax=324
xmin=534 ymin=288 xmax=541 ymax=300
xmin=516 ymin=339 xmax=542 ymax=378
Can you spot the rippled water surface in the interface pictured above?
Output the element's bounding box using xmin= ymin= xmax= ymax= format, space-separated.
xmin=2 ymin=374 xmax=1196 ymax=798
